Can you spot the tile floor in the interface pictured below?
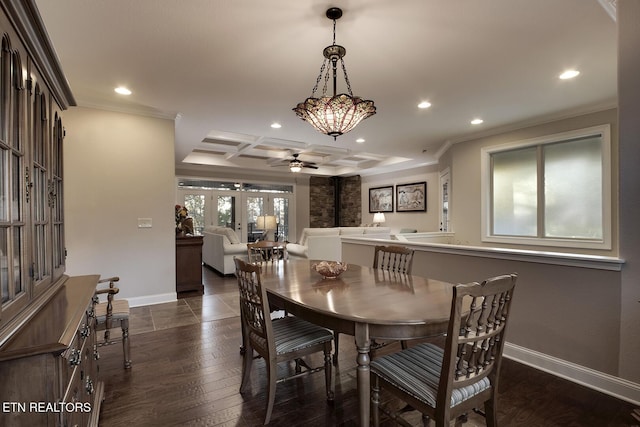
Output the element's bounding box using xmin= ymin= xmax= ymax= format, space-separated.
xmin=124 ymin=291 xmax=240 ymax=336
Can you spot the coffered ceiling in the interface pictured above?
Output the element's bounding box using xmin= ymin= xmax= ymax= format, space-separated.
xmin=35 ymin=0 xmax=617 ymax=177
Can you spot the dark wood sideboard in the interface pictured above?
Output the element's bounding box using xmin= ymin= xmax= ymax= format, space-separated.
xmin=176 ymin=235 xmax=204 ymax=295
xmin=0 ymin=275 xmax=103 ymax=427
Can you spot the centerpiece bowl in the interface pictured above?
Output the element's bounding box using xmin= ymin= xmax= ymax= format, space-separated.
xmin=312 ymin=261 xmax=348 ymax=279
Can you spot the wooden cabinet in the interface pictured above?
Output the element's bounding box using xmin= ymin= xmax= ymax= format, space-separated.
xmin=0 ymin=0 xmax=75 ymax=332
xmin=0 ymin=2 xmax=103 ymax=426
xmin=0 ymin=275 xmax=103 ymax=427
xmin=176 ymin=235 xmax=204 ymax=295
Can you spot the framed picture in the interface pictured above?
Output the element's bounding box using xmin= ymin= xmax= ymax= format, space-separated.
xmin=396 ymin=182 xmax=426 ymax=212
xmin=369 ymin=186 xmax=394 ymax=213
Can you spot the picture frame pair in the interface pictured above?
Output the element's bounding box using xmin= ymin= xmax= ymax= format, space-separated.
xmin=368 ymin=182 xmax=426 ymax=213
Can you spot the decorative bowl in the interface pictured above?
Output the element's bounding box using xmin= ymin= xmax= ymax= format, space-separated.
xmin=312 ymin=261 xmax=348 ymax=279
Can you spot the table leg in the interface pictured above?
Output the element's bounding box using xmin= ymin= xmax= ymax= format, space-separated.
xmin=355 ymin=323 xmax=371 ymax=426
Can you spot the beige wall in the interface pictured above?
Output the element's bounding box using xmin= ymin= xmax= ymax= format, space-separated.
xmin=64 ymin=107 xmax=177 ymax=305
xmin=361 ymin=165 xmax=442 ymax=233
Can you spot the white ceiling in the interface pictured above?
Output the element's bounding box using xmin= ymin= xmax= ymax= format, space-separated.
xmin=34 ymin=0 xmax=617 ymax=177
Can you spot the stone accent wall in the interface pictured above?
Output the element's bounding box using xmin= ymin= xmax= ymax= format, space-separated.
xmin=309 ymin=176 xmax=335 ymax=228
xmin=309 ymin=176 xmax=361 ymax=227
xmin=340 ymin=175 xmax=361 ymax=226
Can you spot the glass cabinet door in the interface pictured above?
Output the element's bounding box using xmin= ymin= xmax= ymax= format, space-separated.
xmin=30 ymin=83 xmax=51 ymax=290
xmin=0 ymin=35 xmax=29 ymax=320
xmin=0 ymin=10 xmax=72 ymax=330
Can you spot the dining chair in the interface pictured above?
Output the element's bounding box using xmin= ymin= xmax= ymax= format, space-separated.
xmin=247 ymin=240 xmax=287 ymax=264
xmin=234 ymin=257 xmax=334 ymax=425
xmin=247 ymin=241 xmax=263 ymax=264
xmin=94 ymin=276 xmax=132 ymax=369
xmin=373 ymin=245 xmax=415 ymax=274
xmin=370 ymin=273 xmax=517 ymax=427
xmin=333 ymin=245 xmax=416 ymax=363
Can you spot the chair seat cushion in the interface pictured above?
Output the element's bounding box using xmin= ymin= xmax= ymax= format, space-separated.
xmin=370 ymin=342 xmax=491 ymax=408
xmin=95 ymin=300 xmax=130 ymax=321
xmin=272 ymin=316 xmax=333 ymax=355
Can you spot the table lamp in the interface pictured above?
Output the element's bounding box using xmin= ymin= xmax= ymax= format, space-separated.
xmin=373 ymin=212 xmax=386 ymax=227
xmin=256 ymin=215 xmax=278 ymax=240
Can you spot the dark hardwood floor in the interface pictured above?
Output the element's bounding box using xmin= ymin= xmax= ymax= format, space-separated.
xmin=97 ymin=266 xmax=638 ymax=426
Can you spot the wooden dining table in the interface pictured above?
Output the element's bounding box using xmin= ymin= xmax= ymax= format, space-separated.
xmin=259 ymin=258 xmax=459 ymax=426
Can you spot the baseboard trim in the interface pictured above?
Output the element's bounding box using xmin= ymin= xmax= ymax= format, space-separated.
xmin=127 ymin=292 xmax=177 ymax=308
xmin=504 ymin=342 xmax=640 ymax=406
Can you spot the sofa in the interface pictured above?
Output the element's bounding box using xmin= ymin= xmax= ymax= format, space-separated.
xmin=202 ymin=226 xmax=247 ymax=275
xmin=287 ymin=227 xmax=391 ymax=261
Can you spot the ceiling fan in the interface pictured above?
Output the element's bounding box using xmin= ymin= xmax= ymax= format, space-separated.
xmin=272 ymin=153 xmax=318 ymax=172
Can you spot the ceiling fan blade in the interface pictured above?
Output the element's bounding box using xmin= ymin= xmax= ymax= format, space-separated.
xmin=303 ymin=164 xmax=319 ymax=169
xmin=269 ymin=160 xmax=289 ymax=167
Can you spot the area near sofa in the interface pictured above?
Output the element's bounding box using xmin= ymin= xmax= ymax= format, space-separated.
xmin=202 ymin=226 xmax=247 ymax=275
xmin=202 ymin=226 xmax=391 ymax=275
xmin=284 ymin=226 xmax=390 ymax=261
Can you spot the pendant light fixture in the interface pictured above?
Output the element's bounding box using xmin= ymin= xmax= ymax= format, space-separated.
xmin=293 ymin=7 xmax=376 ymax=139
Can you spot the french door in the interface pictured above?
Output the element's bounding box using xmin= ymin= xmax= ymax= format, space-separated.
xmin=177 ymin=188 xmax=294 ymax=243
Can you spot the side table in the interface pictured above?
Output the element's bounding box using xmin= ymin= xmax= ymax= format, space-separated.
xmin=175 ymin=234 xmax=204 ymax=295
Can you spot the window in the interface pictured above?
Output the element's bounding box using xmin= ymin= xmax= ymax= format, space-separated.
xmin=481 ymin=125 xmax=611 ymax=249
xmin=183 ymin=194 xmax=205 ymax=235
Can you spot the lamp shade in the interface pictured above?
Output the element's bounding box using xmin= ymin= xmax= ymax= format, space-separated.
xmin=373 ymin=212 xmax=386 ymax=224
xmin=256 ymin=215 xmax=277 ymax=230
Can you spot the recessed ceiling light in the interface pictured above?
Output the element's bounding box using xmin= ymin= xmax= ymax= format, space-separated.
xmin=271 ymin=123 xmax=282 ymax=129
xmin=559 ymin=70 xmax=580 ymax=80
xmin=114 ymin=87 xmax=131 ymax=95
xmin=418 ymin=101 xmax=431 ymax=109
xmin=471 ymin=118 xmax=484 ymax=125
xmin=356 ymin=138 xmax=365 ymax=143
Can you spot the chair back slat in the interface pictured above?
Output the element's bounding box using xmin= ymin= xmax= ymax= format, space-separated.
xmin=246 ymin=243 xmax=263 ymax=264
xmin=235 ymin=258 xmax=274 ymax=355
xmin=373 ymin=245 xmax=415 ymax=274
xmin=439 ymin=274 xmax=517 ymax=404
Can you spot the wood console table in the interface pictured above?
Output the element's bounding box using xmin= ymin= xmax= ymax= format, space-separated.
xmin=175 ymin=235 xmax=204 ymax=295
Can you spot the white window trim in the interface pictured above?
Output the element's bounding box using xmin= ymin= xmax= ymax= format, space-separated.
xmin=480 ymin=125 xmax=612 ymax=250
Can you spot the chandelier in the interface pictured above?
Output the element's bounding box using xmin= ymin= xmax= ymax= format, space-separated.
xmin=293 ymin=7 xmax=376 ymax=139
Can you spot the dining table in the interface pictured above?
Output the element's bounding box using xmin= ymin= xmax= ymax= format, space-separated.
xmin=258 ymin=258 xmax=460 ymax=426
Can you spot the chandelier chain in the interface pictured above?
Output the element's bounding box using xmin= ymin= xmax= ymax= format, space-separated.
xmin=322 ymin=60 xmax=331 ymax=95
xmin=340 ymin=59 xmax=354 ymax=96
xmin=311 ymin=59 xmax=328 ymax=96
xmin=333 ymin=19 xmax=337 ymax=45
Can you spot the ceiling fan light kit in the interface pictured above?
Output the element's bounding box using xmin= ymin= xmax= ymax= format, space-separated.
xmin=289 ymin=153 xmax=317 ymax=172
xmin=271 ymin=153 xmax=318 ymax=173
xmin=289 ymin=160 xmax=303 ymax=173
xmin=293 ymin=7 xmax=376 ymax=140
